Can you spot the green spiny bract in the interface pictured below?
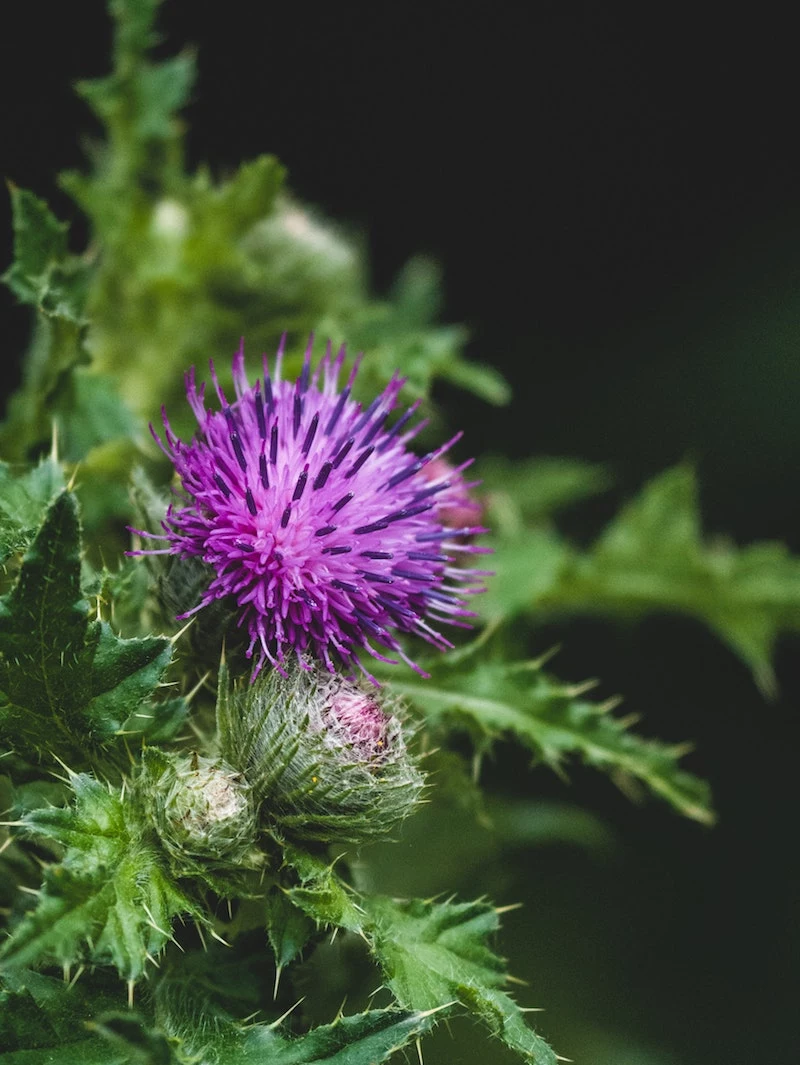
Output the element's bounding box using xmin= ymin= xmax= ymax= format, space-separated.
xmin=217 ymin=661 xmax=425 ymax=845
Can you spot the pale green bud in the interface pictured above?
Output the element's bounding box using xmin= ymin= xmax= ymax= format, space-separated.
xmin=142 ymin=749 xmax=257 ymax=865
xmin=218 ymin=662 xmax=424 ymax=845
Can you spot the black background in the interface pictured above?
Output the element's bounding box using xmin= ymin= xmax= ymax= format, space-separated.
xmin=1 ymin=4 xmax=799 ymax=1062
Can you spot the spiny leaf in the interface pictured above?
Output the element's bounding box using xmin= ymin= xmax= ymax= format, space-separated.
xmin=159 ymin=984 xmax=436 ymax=1065
xmin=265 ymin=888 xmax=316 ymax=970
xmin=0 ymin=491 xmax=173 ymax=762
xmin=1 ymin=186 xmax=81 ymax=317
xmin=280 ymin=843 xmax=365 ymax=933
xmin=0 ymin=459 xmax=65 ymax=566
xmin=486 ymin=464 xmax=800 ymax=693
xmin=390 ymin=654 xmax=713 ymax=825
xmin=365 ymin=895 xmax=556 ymax=1065
xmin=0 ymin=492 xmax=93 ymax=749
xmin=551 ymin=465 xmax=800 ymax=694
xmin=86 ymin=622 xmax=172 ymax=740
xmin=0 ymin=773 xmax=203 ymax=980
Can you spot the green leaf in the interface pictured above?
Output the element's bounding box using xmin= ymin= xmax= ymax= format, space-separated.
xmin=545 ymin=466 xmax=800 ymax=693
xmin=86 ymin=622 xmax=172 ymax=739
xmin=0 ymin=459 xmax=65 ymax=566
xmin=280 ymin=844 xmax=365 ymax=933
xmin=0 ymin=491 xmax=172 ymax=761
xmin=390 ymin=652 xmax=713 ymax=825
xmin=0 ymin=773 xmax=203 ymax=980
xmin=87 ymin=1012 xmax=180 ymax=1065
xmin=481 ymin=455 xmax=613 ymax=525
xmin=0 ymin=492 xmax=93 ymax=750
xmin=480 ymin=530 xmax=570 ymax=622
xmin=2 ymin=186 xmax=79 ymax=317
xmin=365 ymin=896 xmax=556 ymax=1065
xmin=0 ymin=968 xmax=133 ymax=1064
xmin=265 ymin=888 xmax=316 ymax=970
xmin=0 ymin=186 xmax=99 ymax=462
xmin=222 ymin=1008 xmax=436 ymax=1065
xmin=163 ymin=997 xmax=435 ymax=1065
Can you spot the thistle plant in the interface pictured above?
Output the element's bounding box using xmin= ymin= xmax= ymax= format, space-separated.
xmin=1 ymin=3 xmax=798 ymax=1065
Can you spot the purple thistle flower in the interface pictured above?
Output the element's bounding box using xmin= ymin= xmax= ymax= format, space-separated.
xmin=135 ymin=338 xmax=491 ymax=680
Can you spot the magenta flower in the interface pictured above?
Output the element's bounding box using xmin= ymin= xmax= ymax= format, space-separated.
xmin=137 ymin=339 xmax=490 ymax=680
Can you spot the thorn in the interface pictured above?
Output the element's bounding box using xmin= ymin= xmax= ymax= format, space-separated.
xmin=50 ymin=751 xmax=79 ymax=780
xmin=18 ymin=885 xmax=41 ymax=896
xmin=141 ymin=902 xmax=170 ymax=939
xmin=519 ymin=1006 xmax=546 ymax=1013
xmin=170 ymin=618 xmax=195 ymax=645
xmin=416 ymin=1036 xmax=424 ymax=1065
xmin=0 ymin=835 xmax=14 ymax=856
xmin=195 ymin=922 xmax=208 ymax=951
xmin=127 ymin=980 xmax=135 ymax=1008
xmin=266 ymin=997 xmax=305 ymax=1031
xmin=209 ymin=928 xmax=231 ymax=947
xmin=555 ymin=1056 xmax=574 ymax=1062
xmin=273 ymin=965 xmax=282 ymax=1000
xmin=494 ymin=902 xmax=523 ymax=915
xmin=564 ymin=678 xmax=600 ymax=697
xmin=185 ymin=671 xmax=211 ymax=705
xmin=67 ymin=964 xmax=85 ymax=989
xmin=50 ymin=421 xmax=59 ymax=462
xmin=506 ymin=974 xmax=530 ymax=987
xmin=597 ymin=696 xmax=624 ymax=713
xmin=145 ymin=951 xmax=161 ymax=969
xmin=417 ymin=1002 xmax=456 ymax=1019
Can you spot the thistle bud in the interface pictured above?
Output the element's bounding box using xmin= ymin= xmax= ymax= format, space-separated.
xmin=218 ymin=662 xmax=424 ymax=844
xmin=142 ymin=749 xmax=258 ymax=865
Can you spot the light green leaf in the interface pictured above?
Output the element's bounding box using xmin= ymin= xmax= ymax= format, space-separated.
xmin=218 ymin=1008 xmax=436 ymax=1065
xmin=481 ymin=455 xmax=613 ymax=525
xmin=480 ymin=530 xmax=570 ymax=622
xmin=546 ymin=466 xmax=800 ymax=693
xmin=0 ymin=459 xmax=65 ymax=565
xmin=281 ymin=844 xmax=365 ymax=933
xmin=390 ymin=654 xmax=713 ymax=825
xmin=0 ymin=773 xmax=203 ymax=980
xmin=1 ymin=186 xmax=81 ymax=318
xmin=366 ymin=896 xmax=556 ymax=1065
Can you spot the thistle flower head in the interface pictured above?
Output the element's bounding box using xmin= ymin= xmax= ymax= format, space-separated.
xmin=218 ymin=660 xmax=424 ymax=844
xmin=138 ymin=338 xmax=489 ymax=680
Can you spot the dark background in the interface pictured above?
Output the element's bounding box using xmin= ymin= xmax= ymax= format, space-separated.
xmin=1 ymin=4 xmax=798 ymax=1062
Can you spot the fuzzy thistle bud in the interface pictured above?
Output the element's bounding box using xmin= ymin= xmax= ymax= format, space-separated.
xmin=217 ymin=661 xmax=424 ymax=844
xmin=142 ymin=749 xmax=258 ymax=865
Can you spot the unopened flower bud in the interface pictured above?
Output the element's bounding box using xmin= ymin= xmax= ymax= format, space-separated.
xmin=144 ymin=750 xmax=257 ymax=864
xmin=218 ymin=662 xmax=424 ymax=844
